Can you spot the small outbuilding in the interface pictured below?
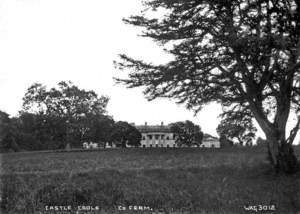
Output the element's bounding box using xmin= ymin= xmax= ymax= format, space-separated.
xmin=201 ymin=134 xmax=220 ymax=148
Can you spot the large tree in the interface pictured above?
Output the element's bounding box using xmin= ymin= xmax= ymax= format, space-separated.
xmin=83 ymin=114 xmax=115 ymax=145
xmin=116 ymin=0 xmax=300 ymax=173
xmin=170 ymin=120 xmax=203 ymax=147
xmin=217 ymin=104 xmax=257 ymax=146
xmin=0 ymin=111 xmax=11 ymax=146
xmin=0 ymin=111 xmax=19 ymax=152
xmin=13 ymin=113 xmax=66 ymax=150
xmin=22 ymin=81 xmax=109 ymax=118
xmin=111 ymin=121 xmax=142 ymax=148
xmin=22 ymin=81 xmax=110 ymax=147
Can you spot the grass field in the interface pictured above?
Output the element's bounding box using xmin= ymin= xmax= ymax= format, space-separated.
xmin=1 ymin=147 xmax=300 ymax=214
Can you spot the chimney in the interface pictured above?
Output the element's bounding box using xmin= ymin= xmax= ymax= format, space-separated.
xmin=161 ymin=122 xmax=164 ymax=126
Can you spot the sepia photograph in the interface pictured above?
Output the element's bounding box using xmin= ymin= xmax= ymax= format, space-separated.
xmin=0 ymin=0 xmax=300 ymax=213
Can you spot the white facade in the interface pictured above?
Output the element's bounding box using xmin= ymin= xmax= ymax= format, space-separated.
xmin=201 ymin=135 xmax=220 ymax=148
xmin=136 ymin=123 xmax=177 ymax=148
xmin=136 ymin=123 xmax=220 ymax=148
xmin=83 ymin=142 xmax=99 ymax=149
xmin=140 ymin=132 xmax=176 ymax=148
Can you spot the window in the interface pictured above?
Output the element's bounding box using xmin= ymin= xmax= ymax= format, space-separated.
xmin=166 ymin=136 xmax=169 ymax=140
xmin=161 ymin=135 xmax=165 ymax=140
xmin=150 ymin=145 xmax=152 ymax=148
xmin=142 ymin=136 xmax=146 ymax=140
xmin=156 ymin=144 xmax=158 ymax=148
xmin=148 ymin=135 xmax=152 ymax=140
xmin=211 ymin=144 xmax=215 ymax=148
xmin=142 ymin=145 xmax=146 ymax=148
xmin=155 ymin=135 xmax=159 ymax=140
xmin=167 ymin=144 xmax=169 ymax=148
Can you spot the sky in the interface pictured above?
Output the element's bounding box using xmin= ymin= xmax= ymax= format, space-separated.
xmin=0 ymin=0 xmax=299 ymax=142
xmin=0 ymin=0 xmax=225 ymax=136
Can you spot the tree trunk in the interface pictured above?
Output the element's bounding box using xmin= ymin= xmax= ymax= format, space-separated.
xmin=249 ymin=102 xmax=298 ymax=173
xmin=267 ymin=136 xmax=298 ymax=174
xmin=121 ymin=139 xmax=127 ymax=148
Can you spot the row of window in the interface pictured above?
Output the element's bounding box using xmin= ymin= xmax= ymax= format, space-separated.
xmin=142 ymin=134 xmax=175 ymax=140
xmin=141 ymin=144 xmax=217 ymax=148
xmin=142 ymin=144 xmax=175 ymax=148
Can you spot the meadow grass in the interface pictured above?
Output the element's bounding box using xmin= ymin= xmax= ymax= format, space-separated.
xmin=0 ymin=147 xmax=300 ymax=214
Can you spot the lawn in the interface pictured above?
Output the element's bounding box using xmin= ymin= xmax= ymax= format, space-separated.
xmin=0 ymin=147 xmax=300 ymax=214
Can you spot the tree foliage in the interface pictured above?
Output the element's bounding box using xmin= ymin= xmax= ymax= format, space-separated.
xmin=170 ymin=120 xmax=203 ymax=147
xmin=23 ymin=81 xmax=109 ymax=118
xmin=83 ymin=114 xmax=115 ymax=145
xmin=0 ymin=111 xmax=19 ymax=152
xmin=116 ymin=0 xmax=300 ymax=173
xmin=13 ymin=113 xmax=66 ymax=150
xmin=20 ymin=81 xmax=111 ymax=149
xmin=256 ymin=136 xmax=268 ymax=147
xmin=217 ymin=105 xmax=257 ymax=146
xmin=111 ymin=121 xmax=142 ymax=148
xmin=2 ymin=82 xmax=144 ymax=151
xmin=0 ymin=111 xmax=10 ymax=145
xmin=219 ymin=134 xmax=234 ymax=148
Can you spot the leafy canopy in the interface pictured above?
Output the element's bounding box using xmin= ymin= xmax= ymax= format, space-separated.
xmin=115 ymin=0 xmax=300 ymax=143
xmin=217 ymin=105 xmax=257 ymax=145
xmin=22 ymin=81 xmax=109 ymax=118
xmin=111 ymin=121 xmax=142 ymax=147
xmin=21 ymin=81 xmax=111 ymax=148
xmin=170 ymin=120 xmax=203 ymax=146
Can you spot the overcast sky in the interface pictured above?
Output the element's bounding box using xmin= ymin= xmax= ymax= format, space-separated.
xmin=0 ymin=0 xmax=225 ymax=136
xmin=1 ymin=0 xmax=299 ymax=142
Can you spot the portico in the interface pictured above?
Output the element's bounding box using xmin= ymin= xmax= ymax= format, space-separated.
xmin=136 ymin=122 xmax=176 ymax=148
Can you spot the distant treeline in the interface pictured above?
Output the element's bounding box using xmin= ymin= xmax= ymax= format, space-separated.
xmin=0 ymin=81 xmax=141 ymax=152
xmin=0 ymin=81 xmax=254 ymax=152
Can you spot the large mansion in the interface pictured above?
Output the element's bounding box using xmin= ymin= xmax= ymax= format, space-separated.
xmin=135 ymin=122 xmax=220 ymax=148
xmin=135 ymin=122 xmax=176 ymax=148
